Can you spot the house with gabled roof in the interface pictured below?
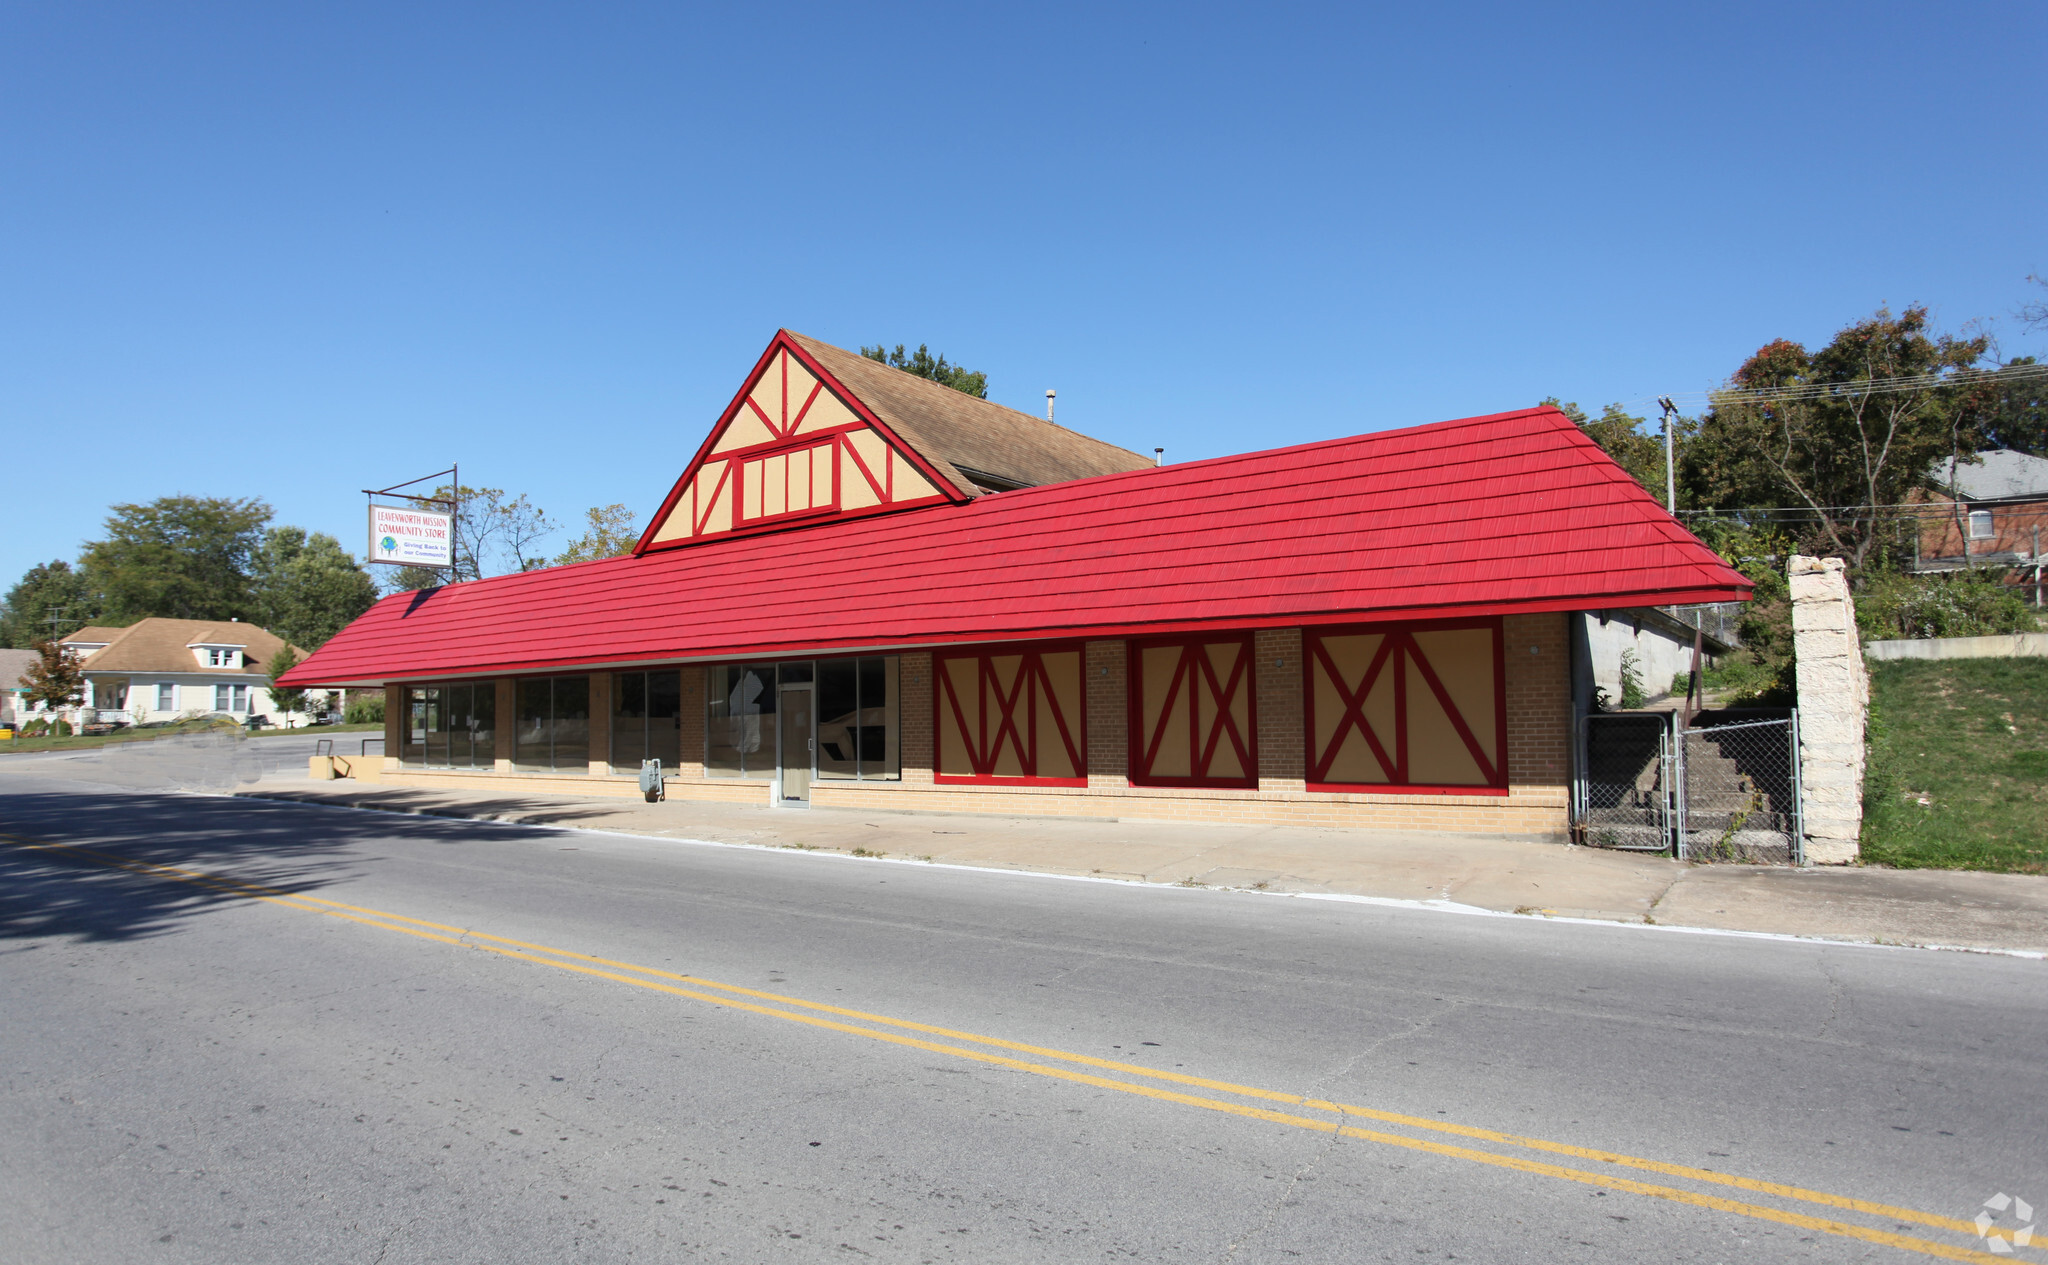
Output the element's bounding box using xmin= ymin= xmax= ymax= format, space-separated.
xmin=281 ymin=329 xmax=1751 ymax=838
xmin=44 ymin=618 xmax=310 ymax=726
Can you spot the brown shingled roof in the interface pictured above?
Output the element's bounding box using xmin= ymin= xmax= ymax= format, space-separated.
xmin=785 ymin=331 xmax=1155 ymax=495
xmin=61 ymin=625 xmax=129 ymax=646
xmin=60 ymin=618 xmax=305 ymax=675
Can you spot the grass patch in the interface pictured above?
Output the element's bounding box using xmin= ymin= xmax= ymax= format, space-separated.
xmin=1862 ymin=657 xmax=2048 ymax=873
xmin=0 ymin=716 xmax=242 ymax=755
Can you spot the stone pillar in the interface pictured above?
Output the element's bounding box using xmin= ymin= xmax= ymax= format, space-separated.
xmin=1791 ymin=556 xmax=1868 ymax=864
xmin=1254 ymin=628 xmax=1305 ymax=791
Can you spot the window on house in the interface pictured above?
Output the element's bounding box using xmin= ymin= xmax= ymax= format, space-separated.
xmin=1969 ymin=509 xmax=1995 ymax=540
xmin=157 ymin=683 xmax=175 ymax=711
xmin=214 ymin=683 xmax=249 ymax=712
xmin=205 ymin=647 xmax=237 ymax=667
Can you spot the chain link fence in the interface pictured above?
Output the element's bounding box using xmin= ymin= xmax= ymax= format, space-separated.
xmin=1574 ymin=714 xmax=1673 ymax=852
xmin=1677 ymin=716 xmax=1802 ymax=864
xmin=1575 ymin=711 xmax=1804 ymax=864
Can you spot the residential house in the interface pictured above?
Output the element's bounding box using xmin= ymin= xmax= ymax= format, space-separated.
xmin=44 ymin=618 xmax=312 ymax=726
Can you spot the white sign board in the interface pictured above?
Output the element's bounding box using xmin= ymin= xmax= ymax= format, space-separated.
xmin=368 ymin=505 xmax=454 ymax=569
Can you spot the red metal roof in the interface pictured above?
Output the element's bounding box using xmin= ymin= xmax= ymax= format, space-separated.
xmin=284 ymin=406 xmax=1752 ymax=686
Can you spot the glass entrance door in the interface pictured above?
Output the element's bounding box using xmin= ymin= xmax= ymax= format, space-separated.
xmin=778 ymin=684 xmax=813 ymax=804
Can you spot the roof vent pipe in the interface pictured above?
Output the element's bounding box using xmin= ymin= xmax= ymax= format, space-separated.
xmin=1154 ymin=448 xmax=1164 ymax=466
xmin=1045 ymin=389 xmax=1055 ymax=423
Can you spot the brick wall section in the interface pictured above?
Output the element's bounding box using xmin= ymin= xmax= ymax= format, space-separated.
xmin=383 ymin=684 xmax=403 ymax=774
xmin=1085 ymin=639 xmax=1128 ymax=788
xmin=899 ymin=651 xmax=934 ymax=784
xmin=677 ymin=667 xmax=706 ymax=778
xmin=1502 ymin=611 xmax=1569 ymax=799
xmin=1255 ymin=627 xmax=1305 ymax=790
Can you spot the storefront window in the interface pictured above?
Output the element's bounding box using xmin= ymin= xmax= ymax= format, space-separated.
xmin=706 ymin=665 xmax=777 ymax=778
xmin=515 ymin=676 xmax=590 ymax=773
xmin=816 ymin=656 xmax=899 ymax=781
xmin=611 ymin=670 xmax=683 ymax=775
xmin=401 ymin=682 xmax=496 ymax=768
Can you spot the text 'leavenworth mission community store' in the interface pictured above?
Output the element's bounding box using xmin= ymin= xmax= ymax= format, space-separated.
xmin=282 ymin=330 xmax=1751 ymax=836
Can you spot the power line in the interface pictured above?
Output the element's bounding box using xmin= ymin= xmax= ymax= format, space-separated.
xmin=1616 ymin=361 xmax=2048 ymax=413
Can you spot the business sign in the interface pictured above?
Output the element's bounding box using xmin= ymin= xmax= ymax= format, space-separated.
xmin=368 ymin=504 xmax=454 ymax=569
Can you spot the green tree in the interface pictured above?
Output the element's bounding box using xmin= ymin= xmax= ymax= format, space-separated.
xmin=1545 ymin=399 xmax=1671 ymax=497
xmin=860 ymin=343 xmax=989 ymax=398
xmin=249 ymin=527 xmax=378 ymax=649
xmin=266 ymin=645 xmax=308 ymax=724
xmin=1965 ymin=356 xmax=2047 ymax=456
xmin=0 ymin=560 xmax=102 ymax=649
xmin=1682 ymin=305 xmax=1990 ymax=568
xmin=552 ymin=504 xmax=640 ymax=566
xmin=20 ymin=638 xmax=86 ymax=714
xmin=80 ymin=495 xmax=272 ymax=623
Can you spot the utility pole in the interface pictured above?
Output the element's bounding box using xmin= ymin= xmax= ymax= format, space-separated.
xmin=1658 ymin=397 xmax=1679 ymax=513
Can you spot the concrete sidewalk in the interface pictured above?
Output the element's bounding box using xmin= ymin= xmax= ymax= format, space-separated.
xmin=230 ymin=776 xmax=2048 ymax=957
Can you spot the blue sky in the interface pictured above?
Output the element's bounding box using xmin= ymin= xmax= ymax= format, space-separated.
xmin=4 ymin=1 xmax=2042 ymax=589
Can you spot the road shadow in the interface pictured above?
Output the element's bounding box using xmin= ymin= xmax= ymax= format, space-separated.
xmin=0 ymin=787 xmax=552 ymax=945
xmin=246 ymin=786 xmax=661 ymax=830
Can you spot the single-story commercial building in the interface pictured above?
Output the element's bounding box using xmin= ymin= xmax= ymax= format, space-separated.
xmin=283 ymin=330 xmax=1751 ymax=837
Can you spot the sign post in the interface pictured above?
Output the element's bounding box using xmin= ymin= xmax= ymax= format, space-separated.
xmin=364 ymin=466 xmax=460 ymax=578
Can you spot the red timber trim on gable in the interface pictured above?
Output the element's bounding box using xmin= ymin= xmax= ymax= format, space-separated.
xmin=932 ymin=641 xmax=1089 ymax=786
xmin=1303 ymin=617 xmax=1509 ymax=797
xmin=635 ymin=331 xmax=969 ymax=555
xmin=1127 ymin=633 xmax=1258 ymax=790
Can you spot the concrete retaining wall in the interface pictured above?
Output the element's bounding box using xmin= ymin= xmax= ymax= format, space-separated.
xmin=1864 ymin=632 xmax=2048 ymax=661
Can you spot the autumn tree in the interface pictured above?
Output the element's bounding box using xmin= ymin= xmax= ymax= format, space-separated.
xmin=860 ymin=343 xmax=989 ymax=398
xmin=1681 ymin=305 xmax=1990 ymax=568
xmin=552 ymin=504 xmax=640 ymax=566
xmin=20 ymin=638 xmax=86 ymax=715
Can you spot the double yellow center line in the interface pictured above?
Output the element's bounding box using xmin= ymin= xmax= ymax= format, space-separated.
xmin=2 ymin=829 xmax=2026 ymax=1263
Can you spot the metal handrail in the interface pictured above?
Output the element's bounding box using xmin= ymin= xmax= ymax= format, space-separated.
xmin=361 ymin=737 xmax=386 ymax=757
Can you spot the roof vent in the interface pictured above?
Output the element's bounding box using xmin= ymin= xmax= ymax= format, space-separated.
xmin=1045 ymin=389 xmax=1056 ymax=424
xmin=1154 ymin=448 xmax=1164 ymax=466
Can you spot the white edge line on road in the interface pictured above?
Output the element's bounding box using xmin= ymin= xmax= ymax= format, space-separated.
xmin=209 ymin=790 xmax=2048 ymax=962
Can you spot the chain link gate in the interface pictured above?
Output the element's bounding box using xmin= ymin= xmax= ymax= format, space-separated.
xmin=1675 ymin=715 xmax=1803 ymax=864
xmin=1574 ymin=711 xmax=1804 ymax=863
xmin=1574 ymin=714 xmax=1674 ymax=851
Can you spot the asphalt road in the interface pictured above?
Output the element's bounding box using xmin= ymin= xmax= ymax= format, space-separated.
xmin=3 ymin=774 xmax=2045 ymax=1264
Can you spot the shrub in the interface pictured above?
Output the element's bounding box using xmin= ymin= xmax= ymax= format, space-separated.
xmin=345 ymin=693 xmax=385 ymax=725
xmin=21 ymin=717 xmax=48 ymax=737
xmin=1618 ymin=649 xmax=1646 ymax=710
xmin=1856 ymin=569 xmax=2041 ymax=641
xmin=52 ymin=719 xmax=72 ymax=737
